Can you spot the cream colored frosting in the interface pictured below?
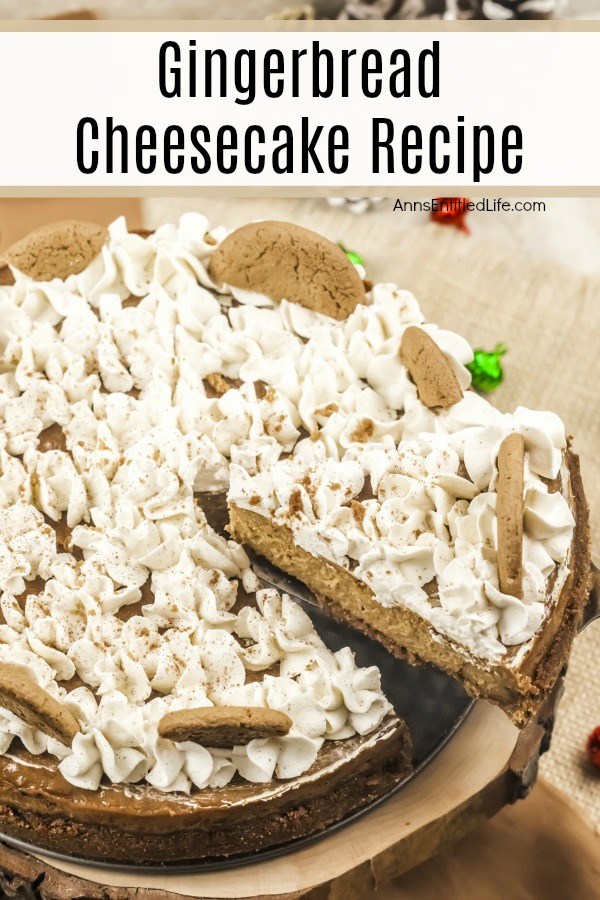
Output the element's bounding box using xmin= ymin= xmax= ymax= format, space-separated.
xmin=0 ymin=213 xmax=575 ymax=792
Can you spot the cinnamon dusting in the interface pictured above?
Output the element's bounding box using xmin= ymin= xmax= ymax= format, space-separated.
xmin=350 ymin=418 xmax=375 ymax=443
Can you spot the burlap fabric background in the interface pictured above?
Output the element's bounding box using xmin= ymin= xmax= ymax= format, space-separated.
xmin=145 ymin=198 xmax=600 ymax=831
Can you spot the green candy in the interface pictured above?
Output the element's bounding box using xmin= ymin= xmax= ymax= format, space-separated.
xmin=466 ymin=343 xmax=508 ymax=393
xmin=339 ymin=243 xmax=365 ymax=268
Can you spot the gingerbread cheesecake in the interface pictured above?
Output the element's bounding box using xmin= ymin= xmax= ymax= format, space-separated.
xmin=0 ymin=218 xmax=412 ymax=864
xmin=0 ymin=212 xmax=590 ymax=861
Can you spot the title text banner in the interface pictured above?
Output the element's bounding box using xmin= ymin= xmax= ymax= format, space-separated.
xmin=0 ymin=28 xmax=596 ymax=188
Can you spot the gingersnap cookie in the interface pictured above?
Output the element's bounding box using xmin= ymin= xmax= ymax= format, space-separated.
xmin=496 ymin=432 xmax=525 ymax=598
xmin=208 ymin=221 xmax=365 ymax=321
xmin=400 ymin=326 xmax=463 ymax=409
xmin=0 ymin=664 xmax=80 ymax=746
xmin=1 ymin=220 xmax=107 ymax=282
xmin=158 ymin=706 xmax=293 ymax=748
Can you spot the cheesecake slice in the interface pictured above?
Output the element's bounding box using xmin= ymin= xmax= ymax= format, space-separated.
xmin=229 ymin=443 xmax=589 ymax=726
xmin=221 ymin=236 xmax=591 ymax=727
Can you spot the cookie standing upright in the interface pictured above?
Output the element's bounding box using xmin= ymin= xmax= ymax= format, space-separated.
xmin=496 ymin=433 xmax=525 ymax=599
xmin=0 ymin=664 xmax=80 ymax=746
xmin=400 ymin=326 xmax=464 ymax=409
xmin=159 ymin=706 xmax=293 ymax=748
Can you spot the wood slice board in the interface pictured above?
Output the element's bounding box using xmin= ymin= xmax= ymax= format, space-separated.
xmin=0 ymin=699 xmax=541 ymax=900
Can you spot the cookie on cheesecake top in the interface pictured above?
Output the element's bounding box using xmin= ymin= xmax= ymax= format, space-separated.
xmin=1 ymin=221 xmax=107 ymax=282
xmin=208 ymin=220 xmax=366 ymax=320
xmin=0 ymin=210 xmax=587 ymax=794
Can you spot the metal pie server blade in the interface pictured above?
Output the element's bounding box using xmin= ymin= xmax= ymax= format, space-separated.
xmin=250 ymin=553 xmax=319 ymax=607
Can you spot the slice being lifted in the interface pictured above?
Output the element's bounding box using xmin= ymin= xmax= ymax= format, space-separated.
xmin=229 ymin=446 xmax=589 ymax=726
xmin=221 ymin=226 xmax=591 ymax=728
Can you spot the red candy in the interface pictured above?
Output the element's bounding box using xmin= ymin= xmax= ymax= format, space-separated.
xmin=586 ymin=726 xmax=600 ymax=769
xmin=431 ymin=197 xmax=471 ymax=233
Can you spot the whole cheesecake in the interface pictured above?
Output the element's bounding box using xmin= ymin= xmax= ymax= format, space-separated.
xmin=0 ymin=213 xmax=590 ymax=863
